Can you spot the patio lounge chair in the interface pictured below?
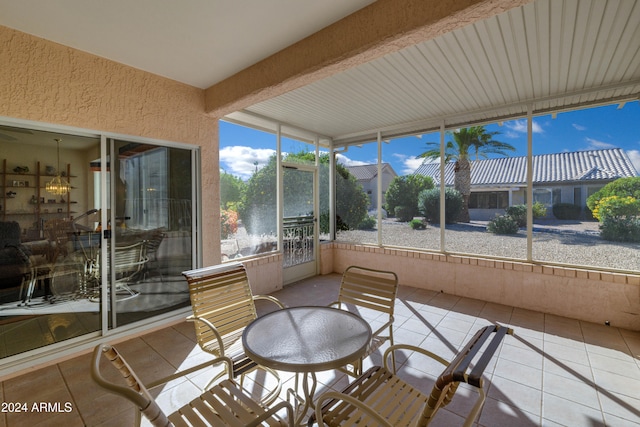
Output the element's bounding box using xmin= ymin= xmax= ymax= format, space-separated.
xmin=91 ymin=343 xmax=294 ymax=427
xmin=182 ymin=262 xmax=284 ymax=405
xmin=330 ymin=265 xmax=398 ymax=376
xmin=311 ymin=324 xmax=513 ymax=427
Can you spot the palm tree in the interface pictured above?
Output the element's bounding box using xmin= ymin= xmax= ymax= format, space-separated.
xmin=418 ymin=126 xmax=515 ymax=223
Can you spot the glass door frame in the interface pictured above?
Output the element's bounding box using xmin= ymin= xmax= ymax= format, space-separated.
xmin=280 ymin=162 xmax=319 ymax=284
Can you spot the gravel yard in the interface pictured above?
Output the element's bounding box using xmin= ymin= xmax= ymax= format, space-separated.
xmin=336 ymin=219 xmax=639 ymax=272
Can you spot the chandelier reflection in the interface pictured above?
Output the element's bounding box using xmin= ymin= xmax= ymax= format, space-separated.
xmin=46 ymin=138 xmax=71 ymax=195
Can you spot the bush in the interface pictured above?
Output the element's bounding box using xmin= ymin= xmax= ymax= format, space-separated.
xmin=356 ymin=215 xmax=377 ymax=230
xmin=591 ymin=195 xmax=640 ymax=222
xmin=552 ymin=203 xmax=582 ymax=220
xmin=220 ymin=209 xmax=239 ymax=239
xmin=417 ymin=188 xmax=463 ymax=224
xmin=600 ymin=216 xmax=640 ymax=242
xmin=532 ymin=201 xmax=547 ymax=218
xmin=385 ymin=175 xmax=434 ymax=219
xmin=409 ymin=219 xmax=426 ymax=230
xmin=394 ymin=205 xmax=414 ymax=222
xmin=587 ymin=177 xmax=640 ymax=217
xmin=487 ymin=215 xmax=519 ymax=234
xmin=505 ymin=205 xmax=527 ymax=227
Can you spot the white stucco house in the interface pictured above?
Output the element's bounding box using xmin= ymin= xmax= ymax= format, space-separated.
xmin=347 ymin=163 xmax=398 ymax=210
xmin=413 ymin=148 xmax=638 ymax=220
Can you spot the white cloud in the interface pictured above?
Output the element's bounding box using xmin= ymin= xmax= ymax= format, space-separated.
xmin=584 ymin=138 xmax=616 ymax=150
xmin=503 ymin=119 xmax=543 ymax=136
xmin=336 ymin=153 xmax=369 ymax=166
xmin=220 ymin=145 xmax=276 ymax=180
xmin=626 ymin=149 xmax=640 ymax=175
xmin=572 ymin=123 xmax=587 ymax=131
xmin=392 ymin=153 xmax=428 ymax=174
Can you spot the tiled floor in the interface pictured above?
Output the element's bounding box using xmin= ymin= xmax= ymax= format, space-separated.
xmin=0 ymin=273 xmax=639 ymax=426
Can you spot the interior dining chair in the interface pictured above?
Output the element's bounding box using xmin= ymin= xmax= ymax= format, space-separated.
xmin=330 ymin=265 xmax=398 ymax=376
xmin=91 ymin=343 xmax=294 ymax=427
xmin=310 ymin=324 xmax=513 ymax=427
xmin=182 ymin=262 xmax=285 ymax=405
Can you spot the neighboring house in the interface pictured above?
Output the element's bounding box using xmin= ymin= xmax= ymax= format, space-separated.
xmin=413 ymin=148 xmax=638 ymax=220
xmin=347 ymin=163 xmax=398 ymax=210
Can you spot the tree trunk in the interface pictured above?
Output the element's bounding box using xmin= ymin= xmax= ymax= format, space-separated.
xmin=454 ymin=159 xmax=471 ymax=223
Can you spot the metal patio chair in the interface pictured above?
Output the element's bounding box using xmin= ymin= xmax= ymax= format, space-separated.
xmin=182 ymin=262 xmax=285 ymax=405
xmin=311 ymin=324 xmax=513 ymax=427
xmin=91 ymin=343 xmax=294 ymax=427
xmin=330 ymin=265 xmax=398 ymax=376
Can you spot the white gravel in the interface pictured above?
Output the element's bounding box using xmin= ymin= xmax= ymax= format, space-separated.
xmin=336 ymin=219 xmax=639 ymax=272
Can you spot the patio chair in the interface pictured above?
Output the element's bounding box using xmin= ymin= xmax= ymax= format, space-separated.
xmin=182 ymin=262 xmax=285 ymax=405
xmin=109 ymin=241 xmax=148 ymax=299
xmin=91 ymin=343 xmax=294 ymax=427
xmin=330 ymin=265 xmax=398 ymax=376
xmin=44 ymin=218 xmax=73 ymax=262
xmin=311 ymin=324 xmax=513 ymax=427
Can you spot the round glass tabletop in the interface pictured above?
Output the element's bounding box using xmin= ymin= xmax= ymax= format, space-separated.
xmin=242 ymin=306 xmax=372 ymax=372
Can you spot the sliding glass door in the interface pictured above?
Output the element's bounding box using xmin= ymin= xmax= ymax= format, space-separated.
xmin=0 ymin=123 xmax=196 ymax=359
xmin=101 ymin=139 xmax=194 ymax=327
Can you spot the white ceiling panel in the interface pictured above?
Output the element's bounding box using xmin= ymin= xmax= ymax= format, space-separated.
xmin=229 ymin=0 xmax=640 ymax=147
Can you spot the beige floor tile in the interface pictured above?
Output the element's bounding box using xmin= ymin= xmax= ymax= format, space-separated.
xmin=542 ymin=393 xmax=605 ymax=426
xmin=1 ymin=276 xmax=637 ymax=426
xmin=598 ymin=390 xmax=640 ymax=426
xmin=478 ymin=396 xmax=540 ymax=426
xmin=543 ymin=371 xmax=600 ymax=409
xmin=544 ymin=340 xmax=590 ymax=366
xmin=494 ymin=357 xmax=543 ymax=390
xmin=488 ymin=375 xmax=542 ymax=416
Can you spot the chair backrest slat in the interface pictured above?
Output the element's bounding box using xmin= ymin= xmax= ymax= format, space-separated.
xmin=183 ymin=263 xmax=258 ymax=352
xmin=339 ymin=266 xmax=398 ymax=315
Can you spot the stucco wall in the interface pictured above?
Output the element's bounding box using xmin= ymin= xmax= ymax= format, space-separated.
xmin=323 ymin=242 xmax=640 ymax=331
xmin=0 ymin=25 xmax=220 ymax=264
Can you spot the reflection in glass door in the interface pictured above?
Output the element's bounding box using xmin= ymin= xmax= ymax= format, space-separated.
xmin=105 ymin=140 xmax=194 ymax=327
xmin=282 ymin=164 xmax=317 ymax=284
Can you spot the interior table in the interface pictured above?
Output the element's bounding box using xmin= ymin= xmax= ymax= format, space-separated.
xmin=243 ymin=305 xmax=372 ymax=425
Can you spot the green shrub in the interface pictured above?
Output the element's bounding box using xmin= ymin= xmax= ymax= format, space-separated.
xmin=505 ymin=205 xmax=527 ymax=227
xmin=409 ymin=219 xmax=426 ymax=230
xmin=356 ymin=215 xmax=377 ymax=230
xmin=385 ymin=175 xmax=434 ymax=219
xmin=600 ymin=216 xmax=640 ymax=242
xmin=592 ymin=195 xmax=640 ymax=222
xmin=394 ymin=205 xmax=414 ymax=222
xmin=418 ymin=188 xmax=463 ymax=224
xmin=532 ymin=201 xmax=547 ymax=218
xmin=587 ymin=177 xmax=640 ymax=217
xmin=552 ymin=203 xmax=582 ymax=220
xmin=487 ymin=215 xmax=519 ymax=234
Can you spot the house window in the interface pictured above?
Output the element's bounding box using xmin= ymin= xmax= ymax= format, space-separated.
xmin=469 ymin=191 xmax=509 ymax=209
xmin=533 ymin=188 xmax=551 ymax=205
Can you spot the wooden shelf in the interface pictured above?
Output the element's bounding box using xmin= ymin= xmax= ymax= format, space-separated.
xmin=1 ymin=159 xmax=75 ymax=230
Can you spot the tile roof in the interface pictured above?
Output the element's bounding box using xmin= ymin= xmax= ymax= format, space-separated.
xmin=346 ymin=163 xmax=396 ymax=181
xmin=413 ymin=148 xmax=638 ymax=187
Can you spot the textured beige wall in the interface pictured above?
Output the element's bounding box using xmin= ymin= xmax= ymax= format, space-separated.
xmin=0 ymin=26 xmax=220 ymax=264
xmin=324 ymin=243 xmax=640 ymax=331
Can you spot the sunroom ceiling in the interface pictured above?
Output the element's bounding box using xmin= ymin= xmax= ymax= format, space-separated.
xmin=225 ymin=0 xmax=640 ymax=148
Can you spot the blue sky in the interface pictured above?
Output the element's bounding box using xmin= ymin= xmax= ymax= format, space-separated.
xmin=220 ymin=102 xmax=640 ymax=180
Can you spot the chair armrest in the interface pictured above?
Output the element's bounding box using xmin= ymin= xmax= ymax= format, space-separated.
xmin=145 ymin=355 xmax=234 ymax=390
xmin=246 ymin=400 xmax=295 ymax=427
xmin=370 ymin=315 xmax=394 ymax=338
xmin=382 ymin=343 xmax=449 ymax=373
xmin=253 ymin=294 xmax=286 ymax=309
xmin=314 ymin=391 xmax=393 ymax=427
xmin=186 ymin=315 xmax=226 ymax=355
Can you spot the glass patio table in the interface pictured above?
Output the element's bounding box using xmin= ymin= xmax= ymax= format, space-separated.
xmin=242 ymin=305 xmax=372 ymax=424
